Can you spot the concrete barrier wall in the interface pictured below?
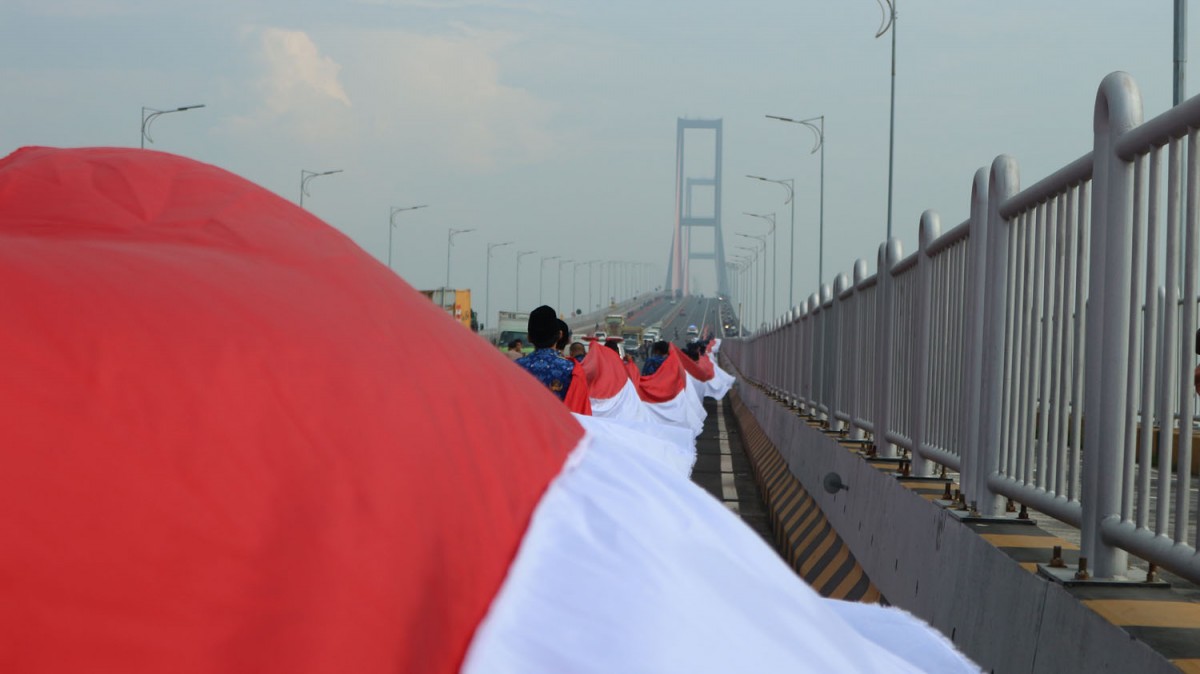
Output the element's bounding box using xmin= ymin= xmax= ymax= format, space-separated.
xmin=737 ymin=383 xmax=1174 ymax=674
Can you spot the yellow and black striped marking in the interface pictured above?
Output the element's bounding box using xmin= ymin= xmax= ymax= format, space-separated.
xmin=959 ymin=520 xmax=1200 ymax=667
xmin=896 ymin=478 xmax=957 ymax=502
xmin=960 ymin=520 xmax=1079 ymax=575
xmin=730 ymin=393 xmax=881 ymax=603
xmin=1072 ymin=585 xmax=1200 ymax=668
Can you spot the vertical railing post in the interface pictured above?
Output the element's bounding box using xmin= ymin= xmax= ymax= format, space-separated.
xmin=790 ymin=306 xmax=801 ymax=408
xmin=820 ymin=283 xmax=834 ymax=421
xmin=830 ymin=274 xmax=851 ymax=432
xmin=1083 ymin=72 xmax=1142 ymax=579
xmin=874 ymin=240 xmax=902 ymax=458
xmin=770 ymin=322 xmax=778 ymax=392
xmin=961 ymin=168 xmax=995 ymax=513
xmin=909 ymin=211 xmax=942 ymax=477
xmin=799 ymin=299 xmax=810 ymax=412
xmin=806 ymin=300 xmax=815 ymax=412
xmin=848 ymin=260 xmax=869 ymax=441
xmin=980 ymin=155 xmax=1020 ymax=518
xmin=782 ymin=310 xmax=791 ymax=403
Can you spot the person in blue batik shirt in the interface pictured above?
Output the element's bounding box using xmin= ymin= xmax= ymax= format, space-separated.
xmin=517 ymin=306 xmax=579 ymax=402
xmin=641 ymin=340 xmax=670 ymax=376
xmin=568 ymin=342 xmax=587 ymax=363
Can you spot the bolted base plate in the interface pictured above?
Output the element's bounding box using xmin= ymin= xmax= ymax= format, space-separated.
xmin=1038 ymin=564 xmax=1170 ymax=588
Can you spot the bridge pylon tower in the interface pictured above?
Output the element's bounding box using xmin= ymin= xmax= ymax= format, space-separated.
xmin=666 ymin=118 xmax=728 ymax=298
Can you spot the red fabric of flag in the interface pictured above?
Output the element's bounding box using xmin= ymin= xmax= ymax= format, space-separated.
xmin=634 ymin=349 xmax=687 ymax=403
xmin=675 ymin=345 xmax=715 ymax=382
xmin=581 ymin=342 xmax=631 ymax=399
xmin=565 ymin=359 xmax=593 ymax=415
xmin=0 ymin=146 xmax=581 ymax=674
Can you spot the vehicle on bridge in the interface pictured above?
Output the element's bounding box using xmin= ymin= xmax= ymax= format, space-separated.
xmin=686 ymin=324 xmax=699 ymax=338
xmin=419 ymin=288 xmax=473 ymax=331
xmin=604 ymin=313 xmax=625 ymax=336
xmin=621 ymin=327 xmax=644 ymax=357
xmin=496 ymin=310 xmax=530 ymax=350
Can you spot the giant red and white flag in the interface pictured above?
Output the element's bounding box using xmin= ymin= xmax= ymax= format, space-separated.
xmin=581 ymin=343 xmax=694 ymax=474
xmin=629 ymin=346 xmax=706 ymax=436
xmin=705 ymin=351 xmax=736 ymax=398
xmin=581 ymin=341 xmax=647 ymax=419
xmin=675 ymin=343 xmax=718 ymax=403
xmin=0 ymin=147 xmax=979 ymax=674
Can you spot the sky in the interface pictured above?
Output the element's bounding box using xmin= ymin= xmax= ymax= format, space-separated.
xmin=0 ymin=1 xmax=1191 ymax=328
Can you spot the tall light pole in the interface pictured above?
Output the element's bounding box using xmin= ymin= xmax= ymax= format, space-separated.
xmin=747 ymin=175 xmax=795 ymax=307
xmin=572 ymin=262 xmax=583 ymax=315
xmin=735 ymin=245 xmax=760 ymax=330
xmin=587 ymin=260 xmax=601 ymax=313
xmin=734 ymin=247 xmax=756 ymax=328
xmin=736 ymin=233 xmax=767 ymax=326
xmin=557 ymin=259 xmax=573 ymax=316
xmin=744 ymin=212 xmax=776 ymax=318
xmin=141 ymin=104 xmax=205 ymax=149
xmin=730 ymin=256 xmax=751 ymax=332
xmin=446 ymin=227 xmax=476 ymax=299
xmin=486 ymin=241 xmax=513 ymax=329
xmin=388 ymin=204 xmax=428 ymax=269
xmin=767 ymin=114 xmax=826 ymax=293
xmin=735 ymin=260 xmax=750 ymax=336
xmin=515 ymin=250 xmax=536 ymax=311
xmin=874 ymin=0 xmax=897 ymax=240
xmin=539 ymin=255 xmax=559 ymax=306
xmin=299 ymin=169 xmax=343 ymax=208
xmin=1176 ymin=0 xmax=1187 ymax=106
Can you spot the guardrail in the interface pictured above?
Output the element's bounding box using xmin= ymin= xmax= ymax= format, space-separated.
xmin=724 ymin=71 xmax=1200 ymax=584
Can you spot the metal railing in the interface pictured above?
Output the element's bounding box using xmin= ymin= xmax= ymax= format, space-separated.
xmin=725 ymin=71 xmax=1200 ymax=584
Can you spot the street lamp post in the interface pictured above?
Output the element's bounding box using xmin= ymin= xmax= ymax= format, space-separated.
xmin=874 ymin=0 xmax=897 ymax=240
xmin=141 ymin=104 xmax=205 ymax=149
xmin=572 ymin=262 xmax=583 ymax=315
xmin=767 ymin=114 xmax=826 ymax=292
xmin=735 ymin=261 xmax=749 ymax=336
xmin=729 ymin=256 xmax=751 ymax=331
xmin=734 ymin=247 xmax=758 ymax=330
xmin=587 ymin=260 xmax=601 ymax=313
xmin=747 ymin=175 xmax=795 ymax=308
xmin=744 ymin=212 xmax=776 ymax=318
xmin=446 ymin=228 xmax=476 ymax=303
xmin=388 ymin=204 xmax=428 ymax=269
xmin=515 ymin=250 xmax=536 ymax=312
xmin=539 ymin=255 xmax=559 ymax=306
xmin=299 ymin=169 xmax=343 ymax=208
xmin=557 ymin=259 xmax=573 ymax=316
xmin=736 ymin=233 xmax=767 ymax=326
xmin=486 ymin=241 xmax=513 ymax=330
xmin=1177 ymin=0 xmax=1187 ymax=105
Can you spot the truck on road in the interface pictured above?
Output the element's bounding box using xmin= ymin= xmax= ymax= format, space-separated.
xmin=496 ymin=311 xmax=531 ymax=349
xmin=420 ymin=288 xmax=474 ymax=331
xmin=604 ymin=313 xmax=625 ymax=337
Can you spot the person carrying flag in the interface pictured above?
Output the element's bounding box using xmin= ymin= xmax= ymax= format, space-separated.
xmin=516 ymin=306 xmax=590 ymax=414
xmin=641 ymin=340 xmax=669 ymax=376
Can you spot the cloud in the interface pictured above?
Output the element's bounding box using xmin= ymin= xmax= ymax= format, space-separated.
xmin=261 ymin=28 xmax=352 ymax=109
xmin=223 ymin=22 xmax=556 ymax=172
xmin=229 ymin=27 xmax=352 ymax=142
xmin=334 ymin=24 xmax=558 ymax=172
